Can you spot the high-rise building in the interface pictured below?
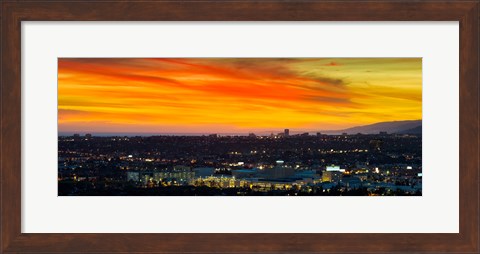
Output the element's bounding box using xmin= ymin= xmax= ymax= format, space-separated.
xmin=284 ymin=129 xmax=290 ymax=137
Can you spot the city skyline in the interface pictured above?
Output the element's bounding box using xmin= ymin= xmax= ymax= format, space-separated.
xmin=58 ymin=58 xmax=422 ymax=134
xmin=58 ymin=132 xmax=422 ymax=196
xmin=58 ymin=58 xmax=422 ymax=196
xmin=58 ymin=120 xmax=420 ymax=137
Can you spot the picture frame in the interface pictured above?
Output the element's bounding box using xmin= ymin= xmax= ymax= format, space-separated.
xmin=1 ymin=0 xmax=478 ymax=253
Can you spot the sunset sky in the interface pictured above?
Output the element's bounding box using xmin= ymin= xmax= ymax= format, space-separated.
xmin=58 ymin=58 xmax=422 ymax=135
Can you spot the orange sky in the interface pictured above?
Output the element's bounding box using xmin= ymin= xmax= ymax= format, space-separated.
xmin=58 ymin=58 xmax=422 ymax=135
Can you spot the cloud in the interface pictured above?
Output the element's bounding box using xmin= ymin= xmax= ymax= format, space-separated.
xmin=302 ymin=95 xmax=354 ymax=105
xmin=58 ymin=58 xmax=422 ymax=133
xmin=324 ymin=61 xmax=341 ymax=66
xmin=299 ymin=74 xmax=347 ymax=86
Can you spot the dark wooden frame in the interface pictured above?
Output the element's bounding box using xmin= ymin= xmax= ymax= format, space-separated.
xmin=1 ymin=0 xmax=479 ymax=253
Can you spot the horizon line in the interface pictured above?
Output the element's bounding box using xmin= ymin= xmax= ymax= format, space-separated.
xmin=58 ymin=119 xmax=422 ymax=136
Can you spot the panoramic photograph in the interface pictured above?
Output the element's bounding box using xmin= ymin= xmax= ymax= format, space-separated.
xmin=58 ymin=58 xmax=422 ymax=196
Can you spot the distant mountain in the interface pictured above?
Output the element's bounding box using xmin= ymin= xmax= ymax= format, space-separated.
xmin=323 ymin=120 xmax=422 ymax=135
xmin=397 ymin=125 xmax=422 ymax=134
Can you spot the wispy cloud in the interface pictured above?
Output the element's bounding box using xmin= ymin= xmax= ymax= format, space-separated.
xmin=58 ymin=58 xmax=422 ymax=133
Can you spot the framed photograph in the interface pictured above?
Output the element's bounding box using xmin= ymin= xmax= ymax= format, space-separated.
xmin=1 ymin=0 xmax=479 ymax=253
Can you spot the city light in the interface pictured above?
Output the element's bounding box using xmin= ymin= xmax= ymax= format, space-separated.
xmin=58 ymin=131 xmax=422 ymax=196
xmin=57 ymin=58 xmax=422 ymax=196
